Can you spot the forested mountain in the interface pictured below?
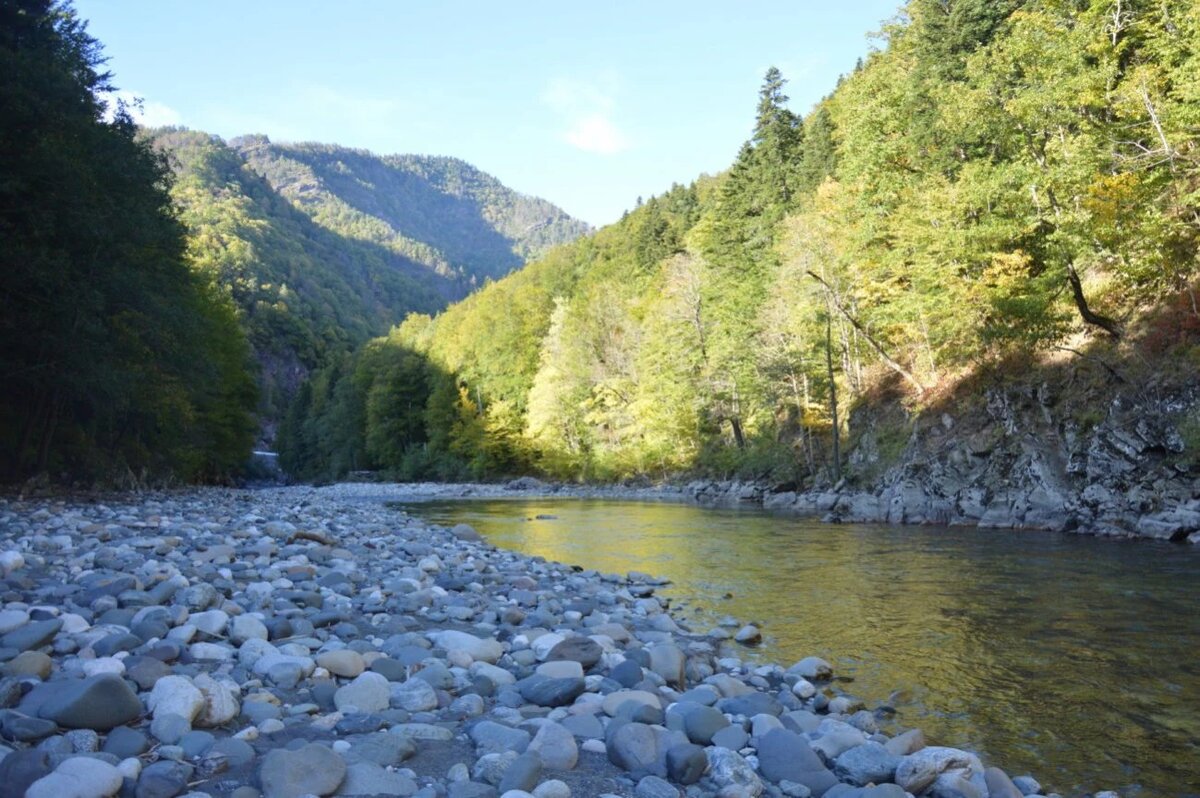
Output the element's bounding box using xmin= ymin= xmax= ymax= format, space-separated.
xmin=1 ymin=1 xmax=256 ymax=483
xmin=145 ymin=130 xmax=590 ymax=427
xmin=280 ymin=0 xmax=1200 ymax=484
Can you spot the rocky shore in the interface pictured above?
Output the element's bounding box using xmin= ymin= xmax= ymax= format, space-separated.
xmin=0 ymin=487 xmax=1110 ymax=798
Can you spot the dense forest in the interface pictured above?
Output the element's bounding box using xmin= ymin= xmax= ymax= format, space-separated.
xmin=280 ymin=0 xmax=1200 ymax=484
xmin=148 ymin=130 xmax=589 ymax=427
xmin=0 ymin=0 xmax=257 ymax=483
xmin=0 ymin=0 xmax=587 ymax=483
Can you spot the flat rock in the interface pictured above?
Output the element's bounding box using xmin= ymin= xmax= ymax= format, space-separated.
xmin=260 ymin=742 xmax=347 ymax=798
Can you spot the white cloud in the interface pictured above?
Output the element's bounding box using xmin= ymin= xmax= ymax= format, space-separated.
xmin=542 ymin=75 xmax=630 ymax=155
xmin=107 ymin=90 xmax=183 ymax=128
xmin=565 ymin=113 xmax=629 ymax=155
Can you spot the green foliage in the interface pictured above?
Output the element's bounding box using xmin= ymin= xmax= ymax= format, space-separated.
xmin=281 ymin=0 xmax=1200 ymax=488
xmin=0 ymin=0 xmax=256 ymax=483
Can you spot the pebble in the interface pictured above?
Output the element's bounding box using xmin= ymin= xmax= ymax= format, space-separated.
xmin=0 ymin=487 xmax=1081 ymax=798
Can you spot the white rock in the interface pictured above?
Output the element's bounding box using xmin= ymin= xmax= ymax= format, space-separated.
xmin=0 ymin=551 xmax=25 ymax=577
xmin=148 ymin=675 xmax=204 ymax=722
xmin=391 ymin=678 xmax=438 ymax=712
xmin=59 ymin=613 xmax=91 ymax=634
xmin=531 ymin=632 xmax=565 ymax=661
xmin=791 ymin=678 xmax=816 ymax=699
xmin=536 ymin=661 xmax=584 ymax=680
xmin=229 ymin=614 xmax=268 ymax=644
xmin=334 ymin=671 xmax=391 ymax=713
xmin=26 ymin=756 xmax=123 ymax=798
xmin=189 ymin=642 xmax=233 ymax=661
xmin=82 ymin=657 xmax=125 ymax=677
xmin=0 ymin=609 xmax=31 ymax=634
xmin=194 ymin=673 xmax=240 ymax=727
xmin=430 ymin=630 xmax=503 ymax=664
xmin=117 ymin=758 xmax=142 ymax=781
xmin=189 ymin=610 xmax=229 ymax=636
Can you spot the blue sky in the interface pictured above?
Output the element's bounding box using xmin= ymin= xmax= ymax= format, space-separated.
xmin=76 ymin=1 xmax=901 ymax=226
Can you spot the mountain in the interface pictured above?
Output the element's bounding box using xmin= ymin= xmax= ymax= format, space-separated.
xmin=278 ymin=0 xmax=1200 ymax=520
xmin=148 ymin=129 xmax=589 ymax=427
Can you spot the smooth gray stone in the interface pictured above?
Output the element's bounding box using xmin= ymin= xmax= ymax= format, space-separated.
xmin=756 ymin=728 xmax=839 ymax=796
xmin=683 ymin=705 xmax=729 ymax=745
xmin=469 ymin=720 xmax=530 ymax=754
xmin=665 ymin=742 xmax=707 ymax=785
xmin=137 ymin=760 xmax=195 ymax=798
xmin=497 ymin=752 xmax=543 ymax=794
xmin=519 ymin=675 xmax=586 ymax=708
xmin=834 ymin=742 xmax=900 ymax=787
xmin=636 ymin=774 xmax=681 ymax=798
xmin=710 ymin=724 xmax=748 ymax=751
xmin=38 ymin=674 xmax=141 ymax=730
xmin=546 ymin=637 xmax=603 ymax=669
xmin=259 ymin=743 xmax=347 ymax=798
xmin=2 ymin=619 xmax=63 ymax=652
xmin=102 ymin=725 xmax=149 ymax=758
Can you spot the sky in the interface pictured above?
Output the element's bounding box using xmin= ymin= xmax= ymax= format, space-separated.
xmin=75 ymin=0 xmax=902 ymax=227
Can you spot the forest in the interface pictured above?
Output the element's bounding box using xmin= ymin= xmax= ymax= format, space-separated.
xmin=280 ymin=0 xmax=1200 ymax=485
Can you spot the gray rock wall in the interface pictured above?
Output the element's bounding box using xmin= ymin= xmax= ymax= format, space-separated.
xmin=687 ymin=383 xmax=1200 ymax=543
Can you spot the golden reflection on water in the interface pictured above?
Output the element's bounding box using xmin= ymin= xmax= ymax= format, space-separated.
xmin=399 ymin=499 xmax=1200 ymax=798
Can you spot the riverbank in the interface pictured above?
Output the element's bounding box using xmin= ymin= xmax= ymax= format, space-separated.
xmin=0 ymin=486 xmax=1119 ymax=798
xmin=311 ymin=474 xmax=1200 ymax=545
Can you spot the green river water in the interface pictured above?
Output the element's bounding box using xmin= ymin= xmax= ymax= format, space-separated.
xmin=397 ymin=498 xmax=1200 ymax=798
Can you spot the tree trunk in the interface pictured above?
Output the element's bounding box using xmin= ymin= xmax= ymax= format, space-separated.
xmin=807 ymin=271 xmax=927 ymax=393
xmin=1066 ymin=264 xmax=1123 ymax=339
xmin=826 ymin=314 xmax=841 ymax=483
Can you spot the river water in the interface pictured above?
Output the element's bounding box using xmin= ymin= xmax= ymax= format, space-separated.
xmin=398 ymin=497 xmax=1200 ymax=798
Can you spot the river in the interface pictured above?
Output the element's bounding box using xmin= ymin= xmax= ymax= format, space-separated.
xmin=397 ymin=497 xmax=1200 ymax=798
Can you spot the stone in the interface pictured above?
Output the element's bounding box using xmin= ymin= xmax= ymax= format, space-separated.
xmin=682 ymin=705 xmax=728 ymax=745
xmin=646 ymin=644 xmax=686 ymax=688
xmin=0 ymin=749 xmax=54 ymax=796
xmin=533 ymin=780 xmax=570 ymax=798
xmin=834 ymin=742 xmax=901 ymax=787
xmin=430 ymin=630 xmax=503 ymax=663
xmin=317 ymin=649 xmax=365 ymax=678
xmin=528 ymin=721 xmax=578 ymax=770
xmin=103 ymin=725 xmax=149 ymax=758
xmin=3 ymin=619 xmax=62 ymax=652
xmin=259 ymin=743 xmax=347 ymax=798
xmin=193 ymin=673 xmax=240 ymax=727
xmin=39 ymin=674 xmax=142 ymax=730
xmin=604 ymin=720 xmax=672 ymax=772
xmin=705 ymin=747 xmax=763 ymax=797
xmin=545 ymin=637 xmax=603 ymax=669
xmin=756 ymin=728 xmax=838 ymax=796
xmin=136 ymin=760 xmax=193 ymax=798
xmin=450 ymin=523 xmax=483 ymax=541
xmin=520 ymin=676 xmax=586 ymax=708
xmin=984 ymin=767 xmax=1024 ymax=798
xmin=710 ymin=724 xmax=748 ymax=751
xmin=665 ymin=743 xmax=707 ymax=785
xmin=610 ymin=659 xmax=643 ymax=688
xmin=25 ymin=756 xmax=123 ymax=798
xmin=536 ymin=660 xmax=584 ymax=680
xmin=894 ymin=747 xmax=984 ymax=796
xmin=229 ymin=615 xmax=269 ymax=644
xmin=335 ymin=671 xmax=391 ymax=713
xmin=470 ymin=720 xmax=531 ymax=754
xmin=354 ymin=732 xmax=416 ymax=766
xmin=498 ymin=752 xmax=543 ymax=794
xmin=734 ymin=625 xmax=762 ymax=645
xmin=789 ymin=657 xmax=832 ymax=681
xmin=1011 ymin=776 xmax=1041 ymax=796
xmin=883 ymin=729 xmax=924 ymax=757
xmin=6 ymin=650 xmax=52 ymax=679
xmin=336 ymin=761 xmax=418 ymax=796
xmin=391 ymin=676 xmax=439 ymax=712
xmin=602 ymin=690 xmax=660 ymax=717
xmin=636 ymin=775 xmax=680 ymax=798
xmin=148 ymin=675 xmax=203 ymax=722
xmin=150 ymin=712 xmax=191 ymax=744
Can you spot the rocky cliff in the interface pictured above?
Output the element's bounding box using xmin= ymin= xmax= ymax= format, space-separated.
xmin=688 ymin=362 xmax=1200 ymax=543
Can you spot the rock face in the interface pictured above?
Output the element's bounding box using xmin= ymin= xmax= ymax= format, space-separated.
xmin=0 ymin=486 xmax=1095 ymax=798
xmin=689 ymin=383 xmax=1200 ymax=541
